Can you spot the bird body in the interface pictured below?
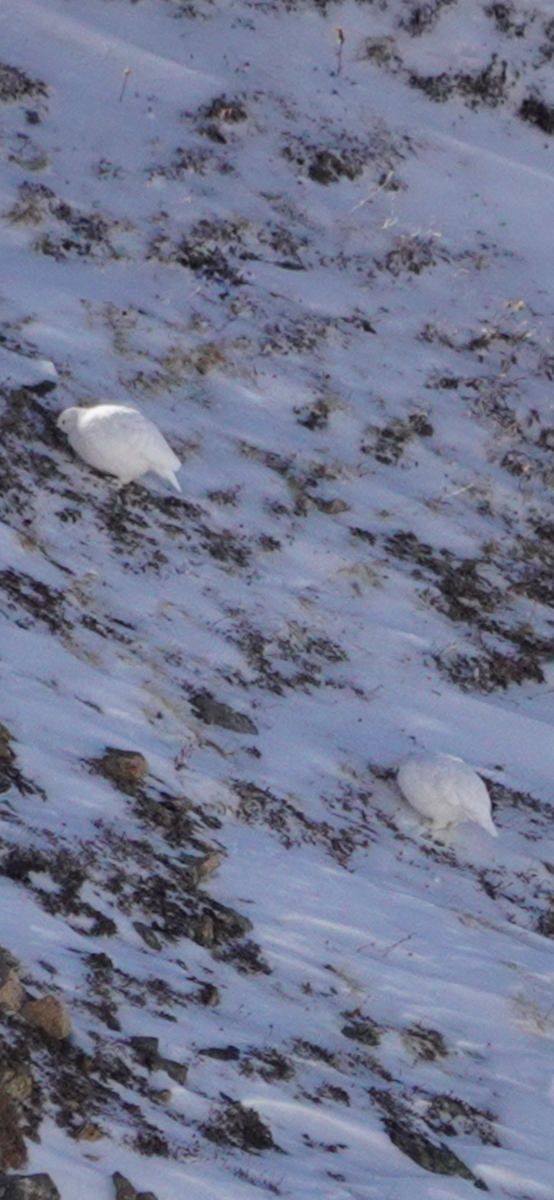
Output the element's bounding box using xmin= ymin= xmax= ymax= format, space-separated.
xmin=397 ymin=751 xmax=497 ymax=836
xmin=57 ymin=404 xmax=182 ymax=492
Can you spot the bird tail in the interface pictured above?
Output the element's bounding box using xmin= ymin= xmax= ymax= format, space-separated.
xmin=166 ymin=471 xmax=182 ymax=493
xmin=478 ymin=811 xmax=498 ymax=837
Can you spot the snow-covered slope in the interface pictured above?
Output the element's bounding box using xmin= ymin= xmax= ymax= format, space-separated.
xmin=2 ymin=0 xmax=554 ymax=1197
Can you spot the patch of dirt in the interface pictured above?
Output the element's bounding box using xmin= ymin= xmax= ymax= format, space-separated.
xmin=409 ymin=55 xmax=511 ymax=108
xmin=402 ymin=1025 xmax=448 ymax=1062
xmin=382 ymin=529 xmax=554 ymax=693
xmin=485 ymin=3 xmax=528 ymax=38
xmin=434 ymin=645 xmax=545 ymax=693
xmin=5 ymin=183 xmax=131 ymax=261
xmin=233 ymin=780 xmax=370 ymax=864
xmin=399 ymin=1 xmax=457 ymax=36
xmin=0 ymin=64 xmax=47 ymax=104
xmin=382 ymin=235 xmax=446 ymax=276
xmin=146 ymin=145 xmax=233 ymax=181
xmin=231 ymin=619 xmax=348 ymax=695
xmin=519 ymin=93 xmax=554 ymax=133
xmin=424 ymin=1092 xmax=500 ymax=1146
xmin=362 ymin=414 xmax=433 ymax=463
xmin=239 ymin=1048 xmax=295 ymax=1082
xmin=341 ymin=1014 xmax=382 ymax=1048
xmin=203 ymin=1099 xmax=277 ymax=1152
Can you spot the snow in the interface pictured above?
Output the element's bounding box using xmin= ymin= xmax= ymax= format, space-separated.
xmin=1 ymin=0 xmax=554 ymax=1197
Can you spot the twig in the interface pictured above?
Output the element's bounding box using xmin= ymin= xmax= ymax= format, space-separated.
xmin=335 ymin=27 xmax=345 ymax=75
xmin=119 ymin=67 xmax=131 ymax=104
xmin=350 ymin=170 xmax=395 ymax=213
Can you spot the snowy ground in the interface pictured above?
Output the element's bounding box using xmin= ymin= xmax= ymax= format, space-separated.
xmin=2 ymin=0 xmax=554 ymax=1197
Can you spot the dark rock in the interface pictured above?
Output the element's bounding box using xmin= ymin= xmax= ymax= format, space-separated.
xmin=133 ymin=923 xmax=162 ymax=951
xmin=198 ymin=1045 xmax=241 ymax=1061
xmin=205 ymin=897 xmax=253 ymax=940
xmin=2 ymin=848 xmax=48 ymax=883
xmin=0 ymin=1175 xmax=60 ymax=1200
xmin=196 ymin=982 xmax=220 ymax=1006
xmin=113 ymin=1175 xmax=158 ymax=1200
xmin=129 ymin=1037 xmax=188 ymax=1084
xmin=113 ymin=1175 xmax=136 ymax=1200
xmin=383 ymin=1120 xmax=487 ymax=1188
xmin=21 ymin=380 xmax=57 ymax=397
xmin=162 ymin=1058 xmax=188 ymax=1085
xmin=129 ymin=1037 xmax=159 ymax=1071
xmin=190 ymin=690 xmax=258 ymax=734
xmin=133 ymin=793 xmax=194 ymax=847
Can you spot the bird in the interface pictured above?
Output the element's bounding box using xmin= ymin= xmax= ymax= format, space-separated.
xmin=396 ymin=751 xmax=497 ymax=836
xmin=56 ymin=404 xmax=182 ymax=493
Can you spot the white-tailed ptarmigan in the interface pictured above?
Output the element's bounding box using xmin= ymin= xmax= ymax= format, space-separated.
xmin=57 ymin=404 xmax=182 ymax=493
xmin=397 ymin=751 xmax=497 ymax=836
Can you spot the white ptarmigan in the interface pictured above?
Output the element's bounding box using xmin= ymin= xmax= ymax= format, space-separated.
xmin=57 ymin=404 xmax=182 ymax=493
xmin=397 ymin=751 xmax=497 ymax=836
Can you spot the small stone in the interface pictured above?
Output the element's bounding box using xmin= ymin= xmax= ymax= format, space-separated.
xmin=313 ymin=497 xmax=350 ymax=514
xmin=21 ymin=996 xmax=71 ymax=1039
xmin=198 ymin=1045 xmax=240 ymax=1061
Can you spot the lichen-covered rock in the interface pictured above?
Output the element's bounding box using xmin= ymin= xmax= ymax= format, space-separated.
xmin=92 ymin=748 xmax=148 ymax=790
xmin=0 ymin=1086 xmax=27 ymax=1170
xmin=20 ymin=995 xmax=71 ymax=1039
xmin=0 ymin=949 xmax=23 ymax=1013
